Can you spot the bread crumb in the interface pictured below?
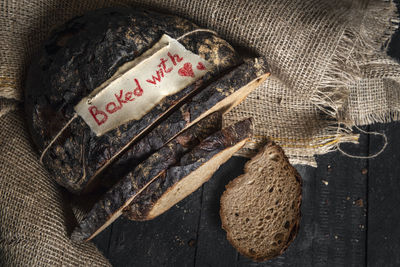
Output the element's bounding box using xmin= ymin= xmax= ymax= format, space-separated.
xmin=355 ymin=199 xmax=363 ymax=207
xmin=322 ymin=180 xmax=328 ymax=186
xmin=188 ymin=239 xmax=196 ymax=247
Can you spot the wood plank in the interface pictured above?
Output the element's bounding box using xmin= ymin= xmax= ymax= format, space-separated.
xmin=367 ymin=122 xmax=400 ymax=267
xmin=92 ymin=224 xmax=113 ymax=259
xmin=194 ymin=157 xmax=247 ymax=267
xmin=101 ymin=189 xmax=202 ymax=267
xmin=310 ymin=133 xmax=368 ymax=267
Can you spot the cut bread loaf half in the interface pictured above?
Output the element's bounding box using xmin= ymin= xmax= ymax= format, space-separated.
xmin=71 ymin=112 xmax=222 ymax=241
xmin=220 ymin=142 xmax=302 ymax=262
xmin=125 ymin=118 xmax=253 ymax=221
xmin=26 ymin=8 xmax=243 ymax=194
xmin=95 ymin=57 xmax=270 ymax=191
xmin=71 ymin=118 xmax=252 ymax=241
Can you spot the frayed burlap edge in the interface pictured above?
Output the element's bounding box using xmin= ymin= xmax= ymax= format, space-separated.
xmin=308 ymin=0 xmax=399 ymax=159
xmin=233 ymin=0 xmax=399 ymax=166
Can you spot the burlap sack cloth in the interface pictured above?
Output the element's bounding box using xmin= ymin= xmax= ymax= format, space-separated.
xmin=1 ymin=0 xmax=399 ymax=265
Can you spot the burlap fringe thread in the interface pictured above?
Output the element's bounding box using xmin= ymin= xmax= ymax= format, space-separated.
xmin=294 ymin=0 xmax=398 ymax=163
xmin=312 ymin=0 xmax=399 ymax=157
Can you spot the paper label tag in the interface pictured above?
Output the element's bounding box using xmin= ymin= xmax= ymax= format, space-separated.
xmin=74 ymin=34 xmax=211 ymax=136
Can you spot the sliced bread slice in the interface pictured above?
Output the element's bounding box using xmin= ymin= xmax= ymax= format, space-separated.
xmin=220 ymin=142 xmax=302 ymax=262
xmin=125 ymin=118 xmax=253 ymax=220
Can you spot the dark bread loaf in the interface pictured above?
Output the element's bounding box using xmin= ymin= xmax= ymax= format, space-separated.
xmin=25 ymin=7 xmax=241 ymax=193
xmin=125 ymin=118 xmax=253 ymax=221
xmin=72 ymin=118 xmax=252 ymax=241
xmin=220 ymin=142 xmax=302 ymax=262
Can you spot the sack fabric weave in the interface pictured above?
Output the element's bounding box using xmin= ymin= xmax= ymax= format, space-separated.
xmin=1 ymin=0 xmax=399 ymax=265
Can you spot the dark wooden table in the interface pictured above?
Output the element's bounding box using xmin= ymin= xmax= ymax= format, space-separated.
xmin=93 ymin=22 xmax=400 ymax=267
xmin=93 ymin=121 xmax=400 ymax=267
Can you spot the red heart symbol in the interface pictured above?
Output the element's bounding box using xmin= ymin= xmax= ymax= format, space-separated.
xmin=178 ymin=63 xmax=195 ymax=78
xmin=197 ymin=62 xmax=206 ymax=71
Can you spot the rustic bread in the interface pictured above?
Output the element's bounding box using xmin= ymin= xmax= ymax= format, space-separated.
xmin=25 ymin=7 xmax=241 ymax=193
xmin=220 ymin=142 xmax=302 ymax=262
xmin=71 ymin=54 xmax=269 ymax=238
xmin=71 ymin=111 xmax=223 ymax=241
xmin=125 ymin=118 xmax=253 ymax=221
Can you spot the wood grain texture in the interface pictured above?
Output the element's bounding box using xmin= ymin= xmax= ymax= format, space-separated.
xmin=107 ymin=190 xmax=202 ymax=267
xmin=368 ymin=122 xmax=400 ymax=267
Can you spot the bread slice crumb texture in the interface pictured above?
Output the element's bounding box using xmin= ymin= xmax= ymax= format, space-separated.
xmin=220 ymin=142 xmax=302 ymax=262
xmin=148 ymin=139 xmax=248 ymax=219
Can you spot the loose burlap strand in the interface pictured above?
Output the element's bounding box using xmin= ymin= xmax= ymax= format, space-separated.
xmin=1 ymin=0 xmax=399 ymax=265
